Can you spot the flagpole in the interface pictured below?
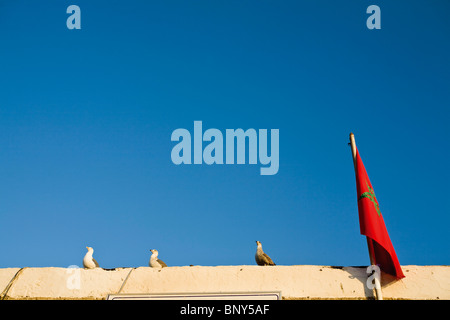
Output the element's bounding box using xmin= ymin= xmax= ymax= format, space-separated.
xmin=349 ymin=132 xmax=383 ymax=300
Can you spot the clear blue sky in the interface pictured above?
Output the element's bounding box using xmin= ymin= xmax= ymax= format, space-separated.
xmin=0 ymin=0 xmax=449 ymax=269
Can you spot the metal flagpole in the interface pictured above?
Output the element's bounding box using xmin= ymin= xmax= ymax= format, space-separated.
xmin=349 ymin=133 xmax=383 ymax=300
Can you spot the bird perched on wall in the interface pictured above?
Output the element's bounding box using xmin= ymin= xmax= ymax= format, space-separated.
xmin=149 ymin=249 xmax=167 ymax=268
xmin=255 ymin=241 xmax=276 ymax=266
xmin=83 ymin=246 xmax=100 ymax=269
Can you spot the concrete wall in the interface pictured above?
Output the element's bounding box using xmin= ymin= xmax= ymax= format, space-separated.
xmin=0 ymin=265 xmax=448 ymax=300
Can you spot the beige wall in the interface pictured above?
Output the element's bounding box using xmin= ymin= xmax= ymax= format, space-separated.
xmin=0 ymin=265 xmax=448 ymax=300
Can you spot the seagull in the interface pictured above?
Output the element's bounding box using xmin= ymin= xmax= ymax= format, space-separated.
xmin=149 ymin=249 xmax=167 ymax=268
xmin=255 ymin=241 xmax=276 ymax=266
xmin=83 ymin=246 xmax=100 ymax=269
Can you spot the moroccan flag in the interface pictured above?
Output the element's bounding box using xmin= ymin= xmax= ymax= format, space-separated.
xmin=354 ymin=148 xmax=405 ymax=279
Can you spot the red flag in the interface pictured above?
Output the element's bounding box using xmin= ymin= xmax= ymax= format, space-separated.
xmin=355 ymin=148 xmax=405 ymax=279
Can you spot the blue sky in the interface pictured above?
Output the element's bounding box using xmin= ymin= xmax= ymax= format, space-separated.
xmin=0 ymin=1 xmax=449 ymax=269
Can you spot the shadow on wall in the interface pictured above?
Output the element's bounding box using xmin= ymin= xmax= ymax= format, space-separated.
xmin=344 ymin=266 xmax=400 ymax=299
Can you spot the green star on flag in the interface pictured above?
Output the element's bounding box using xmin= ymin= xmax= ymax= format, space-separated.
xmin=359 ymin=181 xmax=381 ymax=217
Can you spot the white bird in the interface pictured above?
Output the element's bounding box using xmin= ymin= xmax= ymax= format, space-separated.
xmin=255 ymin=241 xmax=276 ymax=266
xmin=149 ymin=249 xmax=167 ymax=268
xmin=83 ymin=246 xmax=100 ymax=269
